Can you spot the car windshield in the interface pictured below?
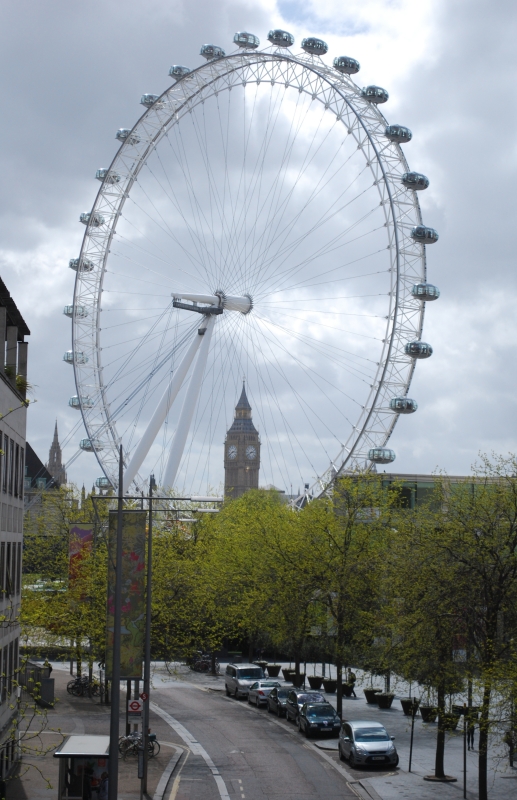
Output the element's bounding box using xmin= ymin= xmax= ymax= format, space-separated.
xmin=277 ymin=690 xmax=289 ymax=698
xmin=237 ymin=668 xmax=262 ymax=679
xmin=355 ymin=728 xmax=389 ymax=742
xmin=307 ymin=707 xmax=335 ymax=718
xmin=297 ymin=693 xmax=324 ymax=703
xmin=260 ymin=682 xmax=279 ymax=687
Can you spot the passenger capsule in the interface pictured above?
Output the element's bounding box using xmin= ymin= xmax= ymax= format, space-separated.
xmin=233 ymin=32 xmax=260 ymax=49
xmin=368 ymin=447 xmax=396 ymax=464
xmin=333 ymin=56 xmax=360 ymax=75
xmin=301 ymin=37 xmax=328 ymax=56
xmin=268 ymin=29 xmax=295 ymax=47
xmin=168 ymin=65 xmax=191 ymax=80
xmin=361 ymin=85 xmax=389 ymax=104
xmin=80 ymin=212 xmax=105 ymax=227
xmin=95 ymin=168 xmax=121 ymax=184
xmin=411 ymin=225 xmax=439 ymax=244
xmin=389 ymin=397 xmax=418 ymax=414
xmin=405 ymin=341 xmax=433 ymax=359
xmin=69 ymin=395 xmax=94 ymax=410
xmin=95 ymin=476 xmax=112 ymax=488
xmin=385 ymin=124 xmax=412 ymax=144
xmin=200 ymin=44 xmax=225 ymax=60
xmin=79 ymin=438 xmax=104 ymax=452
xmin=412 ymin=283 xmax=440 ymax=301
xmin=69 ymin=257 xmax=94 ymax=272
xmin=402 ymin=171 xmax=429 ymax=190
xmin=140 ymin=93 xmax=163 ymax=108
xmin=63 ymin=305 xmax=88 ymax=319
xmin=116 ymin=129 xmax=140 ymax=145
xmin=63 ymin=350 xmax=88 ymax=365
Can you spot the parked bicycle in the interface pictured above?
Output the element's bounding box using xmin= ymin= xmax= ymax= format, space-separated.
xmin=118 ymin=731 xmax=160 ymax=759
xmin=189 ymin=653 xmax=220 ymax=674
xmin=67 ymin=676 xmax=100 ymax=697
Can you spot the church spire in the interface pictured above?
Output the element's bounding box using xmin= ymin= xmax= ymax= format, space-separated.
xmin=46 ymin=420 xmax=67 ymax=486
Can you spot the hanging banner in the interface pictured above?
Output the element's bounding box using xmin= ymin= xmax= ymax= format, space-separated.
xmin=106 ymin=510 xmax=146 ymax=679
xmin=68 ymin=523 xmax=94 ymax=585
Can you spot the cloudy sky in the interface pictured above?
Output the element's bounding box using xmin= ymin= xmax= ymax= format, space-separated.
xmin=1 ymin=0 xmax=516 ymax=492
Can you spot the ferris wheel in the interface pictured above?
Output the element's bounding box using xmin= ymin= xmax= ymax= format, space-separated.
xmin=65 ymin=29 xmax=440 ymax=497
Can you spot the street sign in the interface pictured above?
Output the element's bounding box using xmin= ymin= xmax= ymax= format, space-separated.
xmin=140 ymin=692 xmax=149 ymax=701
xmin=128 ymin=699 xmax=143 ymax=717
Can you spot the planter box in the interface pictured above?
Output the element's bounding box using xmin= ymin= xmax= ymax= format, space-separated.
xmin=323 ymin=679 xmax=337 ymax=693
xmin=266 ymin=664 xmax=281 ymax=678
xmin=442 ymin=713 xmax=460 ymax=731
xmin=342 ymin=683 xmax=354 ymax=697
xmin=308 ymin=676 xmax=323 ymax=690
xmin=420 ymin=706 xmax=438 ymax=723
xmin=400 ymin=698 xmax=420 ymax=716
xmin=377 ymin=693 xmax=395 ymax=709
xmin=364 ymin=688 xmax=382 ymax=704
xmin=254 ymin=660 xmax=268 ymax=670
xmin=292 ymin=673 xmax=305 ymax=688
xmin=282 ymin=668 xmax=294 ymax=681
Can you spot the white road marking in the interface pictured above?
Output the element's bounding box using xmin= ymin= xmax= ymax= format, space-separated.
xmin=151 ymin=701 xmax=231 ymax=800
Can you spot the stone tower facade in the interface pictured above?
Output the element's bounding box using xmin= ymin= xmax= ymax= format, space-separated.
xmin=224 ymin=383 xmax=260 ymax=499
xmin=46 ymin=421 xmax=67 ymax=487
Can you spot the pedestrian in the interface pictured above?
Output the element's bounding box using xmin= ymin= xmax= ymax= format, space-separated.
xmin=467 ymin=714 xmax=476 ymax=750
xmin=98 ymin=772 xmax=108 ymax=800
xmin=347 ymin=669 xmax=357 ymax=698
xmin=43 ymin=658 xmax=53 ymax=676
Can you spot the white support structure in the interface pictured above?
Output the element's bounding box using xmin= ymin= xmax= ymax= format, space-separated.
xmin=163 ymin=315 xmax=216 ymax=489
xmin=122 ymin=328 xmax=205 ymax=492
xmin=172 ymin=291 xmax=252 ymax=314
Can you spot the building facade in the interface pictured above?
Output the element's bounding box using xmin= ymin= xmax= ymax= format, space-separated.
xmin=0 ymin=279 xmax=29 ymax=788
xmin=224 ymin=384 xmax=260 ymax=499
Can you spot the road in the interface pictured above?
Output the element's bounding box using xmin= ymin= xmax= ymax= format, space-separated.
xmin=152 ymin=681 xmax=365 ymax=800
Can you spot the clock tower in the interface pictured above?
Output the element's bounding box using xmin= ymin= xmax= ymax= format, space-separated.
xmin=224 ymin=383 xmax=260 ymax=500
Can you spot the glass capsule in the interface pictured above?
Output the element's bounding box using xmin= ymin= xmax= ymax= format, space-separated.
xmin=63 ymin=351 xmax=88 ymax=365
xmin=116 ymin=129 xmax=140 ymax=145
xmin=233 ymin=32 xmax=260 ymax=49
xmin=333 ymin=56 xmax=360 ymax=74
xmin=368 ymin=447 xmax=396 ymax=464
xmin=402 ymin=171 xmax=429 ymax=190
xmin=168 ymin=65 xmax=191 ymax=80
xmin=412 ymin=283 xmax=440 ymax=301
xmin=405 ymin=341 xmax=433 ymax=359
xmin=80 ymin=212 xmax=105 ymax=227
xmin=268 ymin=29 xmax=295 ymax=47
xmin=301 ymin=37 xmax=328 ymax=55
xmin=411 ymin=226 xmax=439 ymax=244
xmin=69 ymin=257 xmax=94 ymax=272
xmin=389 ymin=397 xmax=418 ymax=414
xmin=95 ymin=168 xmax=121 ymax=183
xmin=63 ymin=305 xmax=88 ymax=318
xmin=361 ymin=85 xmax=389 ymax=104
xmin=385 ymin=124 xmax=412 ymax=144
xmin=200 ymin=44 xmax=225 ymax=60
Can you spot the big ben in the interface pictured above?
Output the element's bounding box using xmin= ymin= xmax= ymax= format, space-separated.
xmin=224 ymin=383 xmax=260 ymax=499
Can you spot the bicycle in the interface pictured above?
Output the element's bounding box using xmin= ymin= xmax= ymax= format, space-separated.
xmin=118 ymin=732 xmax=160 ymax=760
xmin=67 ymin=676 xmax=100 ymax=697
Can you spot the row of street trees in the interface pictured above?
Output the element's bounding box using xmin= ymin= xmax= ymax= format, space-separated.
xmin=21 ymin=455 xmax=517 ymax=800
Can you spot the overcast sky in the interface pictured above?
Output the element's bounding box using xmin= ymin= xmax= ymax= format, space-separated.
xmin=1 ymin=0 xmax=516 ymax=491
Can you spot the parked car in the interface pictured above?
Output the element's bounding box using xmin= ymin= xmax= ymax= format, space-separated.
xmin=267 ymin=687 xmax=291 ymax=717
xmin=247 ymin=680 xmax=282 ymax=707
xmin=297 ymin=703 xmax=341 ymax=738
xmin=339 ymin=720 xmax=399 ymax=768
xmin=225 ymin=664 xmax=264 ymax=698
xmin=285 ymin=690 xmax=326 ymax=722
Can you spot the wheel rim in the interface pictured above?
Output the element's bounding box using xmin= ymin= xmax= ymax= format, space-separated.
xmin=71 ymin=42 xmax=433 ymax=495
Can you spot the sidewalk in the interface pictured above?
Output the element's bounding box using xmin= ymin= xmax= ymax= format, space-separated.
xmin=9 ymin=663 xmax=182 ymax=800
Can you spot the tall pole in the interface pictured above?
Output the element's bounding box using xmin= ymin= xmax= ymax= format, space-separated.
xmin=108 ymin=446 xmax=124 ymax=800
xmin=463 ymin=703 xmax=467 ymax=799
xmin=408 ymin=698 xmax=416 ymax=772
xmin=141 ymin=475 xmax=154 ymax=796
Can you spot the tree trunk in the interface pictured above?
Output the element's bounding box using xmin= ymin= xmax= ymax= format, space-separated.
xmin=336 ymin=660 xmax=343 ymax=718
xmin=434 ymin=684 xmax=446 ymax=778
xmin=478 ymin=681 xmax=492 ymax=800
xmin=295 ymin=657 xmax=300 ymax=677
xmin=76 ymin=643 xmax=82 ymax=678
xmin=211 ymin=651 xmax=217 ymax=676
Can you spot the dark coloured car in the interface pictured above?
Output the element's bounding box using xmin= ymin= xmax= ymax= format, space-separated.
xmin=267 ymin=687 xmax=290 ymax=717
xmin=339 ymin=720 xmax=399 ymax=768
xmin=297 ymin=703 xmax=341 ymax=738
xmin=285 ymin=690 xmax=326 ymax=722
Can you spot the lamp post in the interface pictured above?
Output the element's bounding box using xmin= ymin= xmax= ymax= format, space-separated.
xmin=141 ymin=475 xmax=155 ymax=797
xmin=108 ymin=446 xmax=124 ymax=800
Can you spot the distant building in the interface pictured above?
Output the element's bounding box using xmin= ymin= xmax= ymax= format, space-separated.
xmin=0 ymin=278 xmax=30 ymax=790
xmin=24 ymin=442 xmax=58 ymax=511
xmin=224 ymin=383 xmax=260 ymax=499
xmin=46 ymin=421 xmax=67 ymax=487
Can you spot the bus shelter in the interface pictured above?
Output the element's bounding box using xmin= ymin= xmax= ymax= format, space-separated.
xmin=53 ymin=735 xmax=109 ymax=799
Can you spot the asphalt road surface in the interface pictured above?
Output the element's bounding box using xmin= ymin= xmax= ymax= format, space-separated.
xmin=152 ymin=681 xmax=391 ymax=800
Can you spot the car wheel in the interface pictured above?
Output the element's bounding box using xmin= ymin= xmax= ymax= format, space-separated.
xmin=339 ymin=744 xmax=345 ymax=762
xmin=234 ymin=687 xmax=239 ymax=699
xmin=297 ymin=718 xmax=303 ymax=732
xmin=225 ymin=685 xmax=230 ymax=697
xmin=267 ymin=703 xmax=273 ymax=714
xmin=247 ymin=694 xmax=252 ymax=704
xmin=394 ymin=755 xmax=399 ymax=767
xmin=305 ymin=726 xmax=311 ymax=739
xmin=349 ymin=752 xmax=356 ymax=768
xmin=277 ymin=706 xmax=282 ymax=717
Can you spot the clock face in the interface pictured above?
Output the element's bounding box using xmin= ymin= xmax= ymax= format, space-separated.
xmin=227 ymin=445 xmax=237 ymax=460
xmin=246 ymin=445 xmax=257 ymax=460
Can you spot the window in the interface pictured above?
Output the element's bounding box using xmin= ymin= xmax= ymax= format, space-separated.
xmin=0 ymin=433 xmax=3 ymax=493
xmin=36 ymin=478 xmax=46 ymax=490
xmin=8 ymin=440 xmax=14 ymax=495
xmin=2 ymin=646 xmax=7 ymax=701
xmin=13 ymin=445 xmax=19 ymax=498
xmin=11 ymin=545 xmax=16 ymax=597
xmin=0 ymin=543 xmax=4 ymax=598
xmin=24 ymin=478 xmax=31 ymax=492
xmin=5 ymin=543 xmax=11 ymax=596
xmin=2 ymin=438 xmax=8 ymax=494
xmin=16 ymin=543 xmax=21 ymax=595
xmin=8 ymin=641 xmax=13 ymax=696
xmin=19 ymin=447 xmax=24 ymax=500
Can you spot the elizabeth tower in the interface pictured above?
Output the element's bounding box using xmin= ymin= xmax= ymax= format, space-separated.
xmin=224 ymin=383 xmax=260 ymax=499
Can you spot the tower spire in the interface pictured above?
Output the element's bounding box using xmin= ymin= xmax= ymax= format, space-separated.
xmin=46 ymin=421 xmax=67 ymax=486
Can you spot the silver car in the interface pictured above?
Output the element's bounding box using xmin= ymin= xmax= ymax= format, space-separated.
xmin=339 ymin=720 xmax=399 ymax=768
xmin=247 ymin=680 xmax=281 ymax=707
xmin=225 ymin=664 xmax=264 ymax=698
